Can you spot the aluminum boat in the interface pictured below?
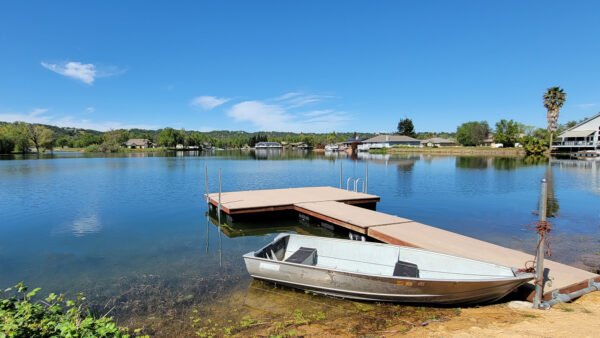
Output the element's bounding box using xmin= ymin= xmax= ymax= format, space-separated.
xmin=243 ymin=234 xmax=534 ymax=305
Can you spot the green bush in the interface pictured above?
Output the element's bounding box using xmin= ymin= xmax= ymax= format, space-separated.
xmin=84 ymin=144 xmax=101 ymax=153
xmin=522 ymin=136 xmax=548 ymax=155
xmin=1 ymin=282 xmax=134 ymax=337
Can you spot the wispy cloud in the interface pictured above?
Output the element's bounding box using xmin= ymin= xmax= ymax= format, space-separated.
xmin=85 ymin=106 xmax=95 ymax=113
xmin=190 ymin=96 xmax=230 ymax=110
xmin=272 ymin=92 xmax=332 ymax=109
xmin=226 ymin=93 xmax=351 ymax=132
xmin=41 ymin=61 xmax=124 ymax=85
xmin=0 ymin=108 xmax=156 ymax=131
xmin=577 ymin=103 xmax=597 ymax=109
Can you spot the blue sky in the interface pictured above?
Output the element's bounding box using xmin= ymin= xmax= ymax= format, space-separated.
xmin=1 ymin=1 xmax=599 ymax=133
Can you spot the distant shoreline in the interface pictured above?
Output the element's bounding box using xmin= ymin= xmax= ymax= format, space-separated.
xmin=371 ymin=146 xmax=527 ymax=156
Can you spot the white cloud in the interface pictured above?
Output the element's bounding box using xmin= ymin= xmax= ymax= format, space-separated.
xmin=226 ymin=96 xmax=352 ymax=132
xmin=227 ymin=101 xmax=289 ymax=130
xmin=0 ymin=108 xmax=156 ymax=131
xmin=41 ymin=61 xmax=96 ymax=84
xmin=272 ymin=92 xmax=332 ymax=109
xmin=85 ymin=107 xmax=95 ymax=113
xmin=191 ymin=96 xmax=230 ymax=110
xmin=41 ymin=61 xmax=125 ymax=85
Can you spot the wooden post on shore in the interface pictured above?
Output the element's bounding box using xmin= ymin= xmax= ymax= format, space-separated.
xmin=533 ymin=178 xmax=548 ymax=309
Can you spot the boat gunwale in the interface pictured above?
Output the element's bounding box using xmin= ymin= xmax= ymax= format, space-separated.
xmin=243 ymin=253 xmax=534 ymax=284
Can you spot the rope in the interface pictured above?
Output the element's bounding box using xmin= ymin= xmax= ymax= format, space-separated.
xmin=516 ymin=220 xmax=553 ymax=286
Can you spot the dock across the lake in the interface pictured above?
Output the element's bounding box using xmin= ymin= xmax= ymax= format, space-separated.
xmin=206 ymin=186 xmax=600 ymax=301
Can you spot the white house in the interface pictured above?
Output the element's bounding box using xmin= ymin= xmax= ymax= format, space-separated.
xmin=358 ymin=135 xmax=420 ymax=151
xmin=255 ymin=142 xmax=283 ymax=149
xmin=420 ymin=137 xmax=456 ymax=147
xmin=555 ymin=112 xmax=600 ymax=151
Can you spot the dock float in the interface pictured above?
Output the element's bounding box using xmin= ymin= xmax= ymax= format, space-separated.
xmin=206 ymin=186 xmax=600 ymax=301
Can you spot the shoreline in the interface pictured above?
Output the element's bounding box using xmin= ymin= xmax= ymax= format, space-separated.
xmin=371 ymin=146 xmax=527 ymax=157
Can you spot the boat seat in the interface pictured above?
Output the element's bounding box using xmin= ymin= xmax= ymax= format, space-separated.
xmin=285 ymin=247 xmax=317 ymax=265
xmin=393 ymin=260 xmax=419 ymax=278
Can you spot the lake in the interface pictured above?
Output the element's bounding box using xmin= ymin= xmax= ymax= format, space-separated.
xmin=1 ymin=150 xmax=599 ymax=335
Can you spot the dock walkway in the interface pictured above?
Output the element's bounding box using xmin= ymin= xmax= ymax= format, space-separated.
xmin=206 ymin=186 xmax=599 ymax=300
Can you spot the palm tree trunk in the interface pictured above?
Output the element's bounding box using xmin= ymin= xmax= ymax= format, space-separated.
xmin=549 ymin=132 xmax=554 ymax=153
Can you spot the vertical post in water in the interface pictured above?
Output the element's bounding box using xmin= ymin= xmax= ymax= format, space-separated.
xmin=204 ymin=164 xmax=209 ymax=206
xmin=339 ymin=162 xmax=342 ymax=189
xmin=533 ymin=178 xmax=548 ymax=309
xmin=365 ymin=162 xmax=368 ymax=193
xmin=218 ymin=168 xmax=222 ymax=224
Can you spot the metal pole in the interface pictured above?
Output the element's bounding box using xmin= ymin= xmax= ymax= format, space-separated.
xmin=205 ymin=164 xmax=209 ymax=206
xmin=365 ymin=162 xmax=368 ymax=193
xmin=339 ymin=162 xmax=342 ymax=189
xmin=206 ymin=212 xmax=209 ymax=253
xmin=218 ymin=168 xmax=222 ymax=224
xmin=533 ymin=178 xmax=548 ymax=309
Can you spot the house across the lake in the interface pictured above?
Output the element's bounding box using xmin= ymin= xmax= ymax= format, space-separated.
xmin=357 ymin=135 xmax=420 ymax=151
xmin=420 ymin=137 xmax=456 ymax=147
xmin=255 ymin=142 xmax=283 ymax=149
xmin=554 ymin=112 xmax=600 ymax=152
xmin=124 ymin=139 xmax=152 ymax=149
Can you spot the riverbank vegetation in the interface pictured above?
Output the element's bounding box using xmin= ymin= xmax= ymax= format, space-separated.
xmin=0 ymin=282 xmax=144 ymax=337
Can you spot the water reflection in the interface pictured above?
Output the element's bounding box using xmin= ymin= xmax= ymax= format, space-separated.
xmin=70 ymin=214 xmax=102 ymax=236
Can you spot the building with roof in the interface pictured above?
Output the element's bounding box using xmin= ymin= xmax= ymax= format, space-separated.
xmin=255 ymin=141 xmax=283 ymax=149
xmin=420 ymin=137 xmax=457 ymax=147
xmin=554 ymin=113 xmax=600 ymax=152
xmin=357 ymin=135 xmax=420 ymax=151
xmin=124 ymin=138 xmax=152 ymax=149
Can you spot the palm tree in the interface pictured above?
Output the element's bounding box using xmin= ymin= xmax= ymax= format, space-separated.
xmin=543 ymin=87 xmax=567 ymax=150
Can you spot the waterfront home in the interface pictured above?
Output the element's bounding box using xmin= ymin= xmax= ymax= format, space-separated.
xmin=357 ymin=135 xmax=420 ymax=151
xmin=289 ymin=142 xmax=312 ymax=149
xmin=255 ymin=141 xmax=283 ymax=149
xmin=554 ymin=112 xmax=600 ymax=152
xmin=420 ymin=137 xmax=456 ymax=147
xmin=124 ymin=138 xmax=152 ymax=149
xmin=480 ymin=133 xmax=503 ymax=148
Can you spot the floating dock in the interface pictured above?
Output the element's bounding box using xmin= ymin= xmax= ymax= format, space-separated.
xmin=206 ymin=186 xmax=600 ymax=301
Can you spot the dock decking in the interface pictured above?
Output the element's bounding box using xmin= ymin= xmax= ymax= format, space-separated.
xmin=206 ymin=186 xmax=600 ymax=301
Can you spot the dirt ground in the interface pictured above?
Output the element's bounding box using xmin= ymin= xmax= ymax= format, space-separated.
xmin=272 ymin=291 xmax=600 ymax=337
xmin=391 ymin=291 xmax=600 ymax=337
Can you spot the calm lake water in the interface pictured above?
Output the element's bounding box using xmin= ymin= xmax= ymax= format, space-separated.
xmin=1 ymin=150 xmax=599 ymax=335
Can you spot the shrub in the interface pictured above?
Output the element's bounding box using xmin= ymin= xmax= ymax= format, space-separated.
xmin=84 ymin=144 xmax=101 ymax=153
xmin=0 ymin=282 xmax=132 ymax=337
xmin=522 ymin=136 xmax=548 ymax=155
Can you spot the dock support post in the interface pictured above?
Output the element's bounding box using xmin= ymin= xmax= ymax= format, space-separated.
xmin=533 ymin=178 xmax=548 ymax=309
xmin=365 ymin=162 xmax=368 ymax=193
xmin=339 ymin=162 xmax=342 ymax=189
xmin=218 ymin=168 xmax=222 ymax=224
xmin=204 ymin=164 xmax=209 ymax=206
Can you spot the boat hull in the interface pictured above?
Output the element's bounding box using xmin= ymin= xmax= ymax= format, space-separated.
xmin=243 ymin=256 xmax=531 ymax=305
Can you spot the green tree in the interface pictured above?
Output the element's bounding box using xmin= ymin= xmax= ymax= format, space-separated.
xmin=56 ymin=137 xmax=71 ymax=148
xmin=397 ymin=118 xmax=416 ymax=138
xmin=12 ymin=123 xmax=31 ymax=153
xmin=493 ymin=119 xmax=520 ymax=147
xmin=100 ymin=130 xmax=123 ymax=152
xmin=0 ymin=124 xmax=16 ymax=153
xmin=543 ymin=87 xmax=567 ymax=148
xmin=456 ymin=121 xmax=490 ymax=146
xmin=157 ymin=127 xmax=182 ymax=148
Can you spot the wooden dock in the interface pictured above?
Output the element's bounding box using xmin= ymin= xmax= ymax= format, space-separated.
xmin=206 ymin=186 xmax=600 ymax=301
